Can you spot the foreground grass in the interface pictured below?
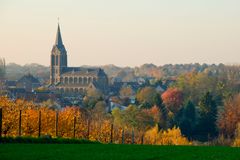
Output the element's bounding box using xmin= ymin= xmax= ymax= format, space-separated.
xmin=0 ymin=144 xmax=240 ymax=160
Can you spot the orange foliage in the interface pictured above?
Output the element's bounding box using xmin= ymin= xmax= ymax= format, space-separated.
xmin=218 ymin=94 xmax=240 ymax=137
xmin=161 ymin=88 xmax=183 ymax=114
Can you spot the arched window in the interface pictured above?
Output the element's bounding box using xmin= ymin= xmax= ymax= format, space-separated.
xmin=79 ymin=88 xmax=83 ymax=93
xmin=88 ymin=77 xmax=92 ymax=84
xmin=69 ymin=77 xmax=73 ymax=84
xmin=56 ymin=55 xmax=58 ymax=65
xmin=65 ymin=88 xmax=69 ymax=93
xmin=83 ymin=77 xmax=87 ymax=84
xmin=74 ymin=77 xmax=77 ymax=84
xmin=51 ymin=55 xmax=55 ymax=66
xmin=79 ymin=77 xmax=83 ymax=84
xmin=64 ymin=77 xmax=68 ymax=84
xmin=74 ymin=88 xmax=78 ymax=93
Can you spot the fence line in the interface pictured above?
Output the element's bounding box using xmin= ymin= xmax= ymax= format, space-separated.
xmin=0 ymin=108 xmax=150 ymax=144
xmin=38 ymin=111 xmax=41 ymax=137
xmin=73 ymin=116 xmax=76 ymax=138
xmin=55 ymin=111 xmax=58 ymax=137
xmin=18 ymin=110 xmax=22 ymax=136
xmin=0 ymin=108 xmax=2 ymax=137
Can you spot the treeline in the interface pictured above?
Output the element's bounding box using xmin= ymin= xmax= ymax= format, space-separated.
xmin=109 ymin=63 xmax=240 ymax=82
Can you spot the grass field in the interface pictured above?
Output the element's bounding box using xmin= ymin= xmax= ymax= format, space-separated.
xmin=0 ymin=144 xmax=240 ymax=160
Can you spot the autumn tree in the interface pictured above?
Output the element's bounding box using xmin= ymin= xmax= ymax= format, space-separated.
xmin=136 ymin=87 xmax=158 ymax=108
xmin=144 ymin=125 xmax=191 ymax=145
xmin=233 ymin=123 xmax=240 ymax=147
xmin=161 ymin=88 xmax=183 ymax=115
xmin=218 ymin=94 xmax=240 ymax=138
xmin=84 ymin=88 xmax=104 ymax=108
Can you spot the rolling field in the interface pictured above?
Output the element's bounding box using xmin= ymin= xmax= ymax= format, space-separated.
xmin=0 ymin=144 xmax=240 ymax=160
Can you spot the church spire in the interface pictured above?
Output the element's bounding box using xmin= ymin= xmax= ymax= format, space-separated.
xmin=55 ymin=23 xmax=63 ymax=46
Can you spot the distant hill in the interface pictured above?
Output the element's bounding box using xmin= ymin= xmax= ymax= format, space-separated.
xmin=6 ymin=63 xmax=49 ymax=82
xmin=6 ymin=62 xmax=239 ymax=83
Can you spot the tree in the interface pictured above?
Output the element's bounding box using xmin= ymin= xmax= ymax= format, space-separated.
xmin=84 ymin=88 xmax=104 ymax=108
xmin=151 ymin=93 xmax=168 ymax=128
xmin=92 ymin=101 xmax=107 ymax=120
xmin=112 ymin=105 xmax=154 ymax=131
xmin=161 ymin=88 xmax=183 ymax=115
xmin=144 ymin=125 xmax=191 ymax=145
xmin=233 ymin=123 xmax=240 ymax=147
xmin=119 ymin=86 xmax=134 ymax=98
xmin=153 ymin=93 xmax=163 ymax=107
xmin=136 ymin=87 xmax=158 ymax=108
xmin=197 ymin=92 xmax=218 ymax=140
xmin=177 ymin=100 xmax=196 ymax=138
xmin=218 ymin=94 xmax=240 ymax=138
xmin=0 ymin=58 xmax=6 ymax=95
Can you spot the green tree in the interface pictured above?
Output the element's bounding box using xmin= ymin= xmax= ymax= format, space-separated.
xmin=197 ymin=92 xmax=218 ymax=140
xmin=136 ymin=87 xmax=158 ymax=108
xmin=153 ymin=93 xmax=168 ymax=128
xmin=178 ymin=100 xmax=196 ymax=138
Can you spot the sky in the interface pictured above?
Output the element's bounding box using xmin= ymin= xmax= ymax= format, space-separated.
xmin=0 ymin=0 xmax=240 ymax=67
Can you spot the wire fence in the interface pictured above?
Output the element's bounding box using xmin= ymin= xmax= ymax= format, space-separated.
xmin=0 ymin=108 xmax=148 ymax=144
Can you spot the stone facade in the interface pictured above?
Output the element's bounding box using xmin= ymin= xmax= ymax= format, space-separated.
xmin=50 ymin=24 xmax=108 ymax=94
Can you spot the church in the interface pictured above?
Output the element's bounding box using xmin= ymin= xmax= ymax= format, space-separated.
xmin=50 ymin=24 xmax=109 ymax=94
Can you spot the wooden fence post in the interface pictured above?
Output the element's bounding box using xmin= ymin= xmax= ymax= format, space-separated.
xmin=73 ymin=116 xmax=76 ymax=138
xmin=87 ymin=118 xmax=90 ymax=139
xmin=122 ymin=128 xmax=124 ymax=144
xmin=141 ymin=134 xmax=144 ymax=145
xmin=110 ymin=123 xmax=113 ymax=143
xmin=131 ymin=128 xmax=134 ymax=144
xmin=18 ymin=110 xmax=22 ymax=136
xmin=0 ymin=108 xmax=2 ymax=137
xmin=38 ymin=111 xmax=41 ymax=137
xmin=55 ymin=111 xmax=58 ymax=137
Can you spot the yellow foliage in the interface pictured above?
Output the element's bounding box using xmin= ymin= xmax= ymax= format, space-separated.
xmin=144 ymin=125 xmax=191 ymax=145
xmin=232 ymin=123 xmax=240 ymax=147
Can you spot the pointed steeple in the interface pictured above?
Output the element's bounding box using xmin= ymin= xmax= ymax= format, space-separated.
xmin=55 ymin=23 xmax=63 ymax=46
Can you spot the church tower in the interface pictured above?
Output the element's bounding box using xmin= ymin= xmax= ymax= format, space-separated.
xmin=50 ymin=23 xmax=68 ymax=85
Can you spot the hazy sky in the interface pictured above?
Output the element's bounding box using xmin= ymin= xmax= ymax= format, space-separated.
xmin=1 ymin=0 xmax=240 ymax=67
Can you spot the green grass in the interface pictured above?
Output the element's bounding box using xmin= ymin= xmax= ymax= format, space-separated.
xmin=0 ymin=144 xmax=240 ymax=160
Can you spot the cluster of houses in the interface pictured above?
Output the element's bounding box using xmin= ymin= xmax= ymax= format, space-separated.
xmin=1 ymin=72 xmax=174 ymax=110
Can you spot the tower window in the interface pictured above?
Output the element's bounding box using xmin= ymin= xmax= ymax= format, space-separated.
xmin=52 ymin=55 xmax=55 ymax=65
xmin=56 ymin=55 xmax=58 ymax=65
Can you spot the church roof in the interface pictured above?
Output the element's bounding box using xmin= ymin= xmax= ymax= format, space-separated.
xmin=61 ymin=67 xmax=107 ymax=77
xmin=52 ymin=23 xmax=67 ymax=54
xmin=55 ymin=24 xmax=63 ymax=46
